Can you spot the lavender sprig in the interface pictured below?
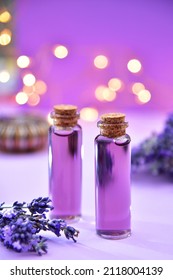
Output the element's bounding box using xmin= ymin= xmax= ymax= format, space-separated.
xmin=132 ymin=113 xmax=173 ymax=177
xmin=27 ymin=197 xmax=53 ymax=215
xmin=0 ymin=197 xmax=79 ymax=255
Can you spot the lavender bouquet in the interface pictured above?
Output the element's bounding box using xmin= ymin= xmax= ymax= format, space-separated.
xmin=0 ymin=197 xmax=79 ymax=255
xmin=132 ymin=113 xmax=173 ymax=176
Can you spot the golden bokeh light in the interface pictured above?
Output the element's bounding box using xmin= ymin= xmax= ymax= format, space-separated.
xmin=132 ymin=82 xmax=145 ymax=95
xmin=108 ymin=78 xmax=122 ymax=91
xmin=0 ymin=70 xmax=10 ymax=83
xmin=0 ymin=29 xmax=11 ymax=46
xmin=95 ymin=85 xmax=116 ymax=102
xmin=95 ymin=85 xmax=107 ymax=101
xmin=127 ymin=59 xmax=142 ymax=73
xmin=53 ymin=45 xmax=68 ymax=59
xmin=102 ymin=88 xmax=116 ymax=102
xmin=27 ymin=93 xmax=40 ymax=106
xmin=80 ymin=107 xmax=98 ymax=122
xmin=34 ymin=80 xmax=47 ymax=94
xmin=94 ymin=55 xmax=108 ymax=69
xmin=17 ymin=55 xmax=30 ymax=68
xmin=47 ymin=113 xmax=53 ymax=125
xmin=137 ymin=89 xmax=151 ymax=103
xmin=0 ymin=11 xmax=11 ymax=23
xmin=22 ymin=85 xmax=34 ymax=95
xmin=15 ymin=92 xmax=28 ymax=105
xmin=23 ymin=73 xmax=36 ymax=86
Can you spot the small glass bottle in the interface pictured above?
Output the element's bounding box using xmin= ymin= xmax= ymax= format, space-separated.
xmin=95 ymin=112 xmax=131 ymax=239
xmin=48 ymin=104 xmax=82 ymax=222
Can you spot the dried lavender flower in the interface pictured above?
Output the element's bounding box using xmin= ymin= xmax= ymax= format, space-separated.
xmin=132 ymin=113 xmax=173 ymax=177
xmin=64 ymin=226 xmax=80 ymax=243
xmin=0 ymin=197 xmax=79 ymax=255
xmin=27 ymin=197 xmax=53 ymax=215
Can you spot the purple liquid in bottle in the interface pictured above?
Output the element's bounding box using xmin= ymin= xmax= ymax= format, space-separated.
xmin=95 ymin=114 xmax=131 ymax=239
xmin=48 ymin=106 xmax=82 ymax=222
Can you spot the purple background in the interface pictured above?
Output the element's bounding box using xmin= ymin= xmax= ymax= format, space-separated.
xmin=13 ymin=0 xmax=173 ymax=112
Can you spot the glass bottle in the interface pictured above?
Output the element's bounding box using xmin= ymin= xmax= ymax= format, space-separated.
xmin=95 ymin=113 xmax=131 ymax=239
xmin=48 ymin=105 xmax=82 ymax=222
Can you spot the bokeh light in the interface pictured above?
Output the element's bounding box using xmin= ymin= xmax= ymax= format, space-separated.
xmin=0 ymin=70 xmax=10 ymax=83
xmin=27 ymin=93 xmax=40 ymax=106
xmin=34 ymin=80 xmax=47 ymax=94
xmin=15 ymin=92 xmax=28 ymax=105
xmin=95 ymin=85 xmax=116 ymax=102
xmin=137 ymin=89 xmax=151 ymax=103
xmin=0 ymin=29 xmax=11 ymax=46
xmin=132 ymin=82 xmax=145 ymax=94
xmin=80 ymin=107 xmax=98 ymax=122
xmin=102 ymin=88 xmax=116 ymax=101
xmin=23 ymin=74 xmax=36 ymax=86
xmin=53 ymin=45 xmax=68 ymax=59
xmin=17 ymin=55 xmax=30 ymax=68
xmin=47 ymin=113 xmax=53 ymax=125
xmin=127 ymin=59 xmax=142 ymax=73
xmin=22 ymin=85 xmax=34 ymax=95
xmin=108 ymin=78 xmax=122 ymax=91
xmin=95 ymin=85 xmax=107 ymax=101
xmin=94 ymin=55 xmax=108 ymax=69
xmin=0 ymin=11 xmax=11 ymax=23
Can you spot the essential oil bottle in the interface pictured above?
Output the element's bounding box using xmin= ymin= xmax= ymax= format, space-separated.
xmin=48 ymin=104 xmax=82 ymax=222
xmin=94 ymin=113 xmax=131 ymax=239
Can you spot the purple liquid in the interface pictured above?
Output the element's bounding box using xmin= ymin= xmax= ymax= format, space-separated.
xmin=48 ymin=125 xmax=82 ymax=221
xmin=95 ymin=134 xmax=131 ymax=239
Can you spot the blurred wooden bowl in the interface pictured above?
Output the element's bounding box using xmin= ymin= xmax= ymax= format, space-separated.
xmin=0 ymin=114 xmax=49 ymax=153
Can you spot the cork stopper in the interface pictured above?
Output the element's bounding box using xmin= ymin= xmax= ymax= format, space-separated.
xmin=98 ymin=112 xmax=128 ymax=138
xmin=51 ymin=104 xmax=79 ymax=127
xmin=54 ymin=105 xmax=77 ymax=115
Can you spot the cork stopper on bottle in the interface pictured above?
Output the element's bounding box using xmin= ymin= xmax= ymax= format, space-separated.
xmin=51 ymin=104 xmax=79 ymax=127
xmin=98 ymin=112 xmax=128 ymax=138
